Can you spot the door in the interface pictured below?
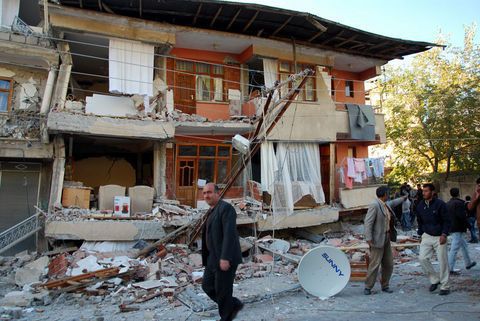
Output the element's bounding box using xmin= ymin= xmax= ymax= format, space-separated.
xmin=176 ymin=158 xmax=197 ymax=207
xmin=0 ymin=162 xmax=41 ymax=255
xmin=174 ymin=73 xmax=196 ymax=114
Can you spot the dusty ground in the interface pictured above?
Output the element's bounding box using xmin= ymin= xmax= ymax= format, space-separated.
xmin=2 ymin=242 xmax=479 ymax=321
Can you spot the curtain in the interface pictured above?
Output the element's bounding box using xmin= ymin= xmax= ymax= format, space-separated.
xmin=196 ymin=75 xmax=210 ymax=101
xmin=214 ymin=77 xmax=223 ymax=101
xmin=1 ymin=0 xmax=20 ymax=27
xmin=262 ymin=58 xmax=279 ymax=102
xmin=273 ymin=143 xmax=325 ymax=215
xmin=109 ymin=39 xmax=154 ymax=96
xmin=260 ymin=141 xmax=278 ymax=194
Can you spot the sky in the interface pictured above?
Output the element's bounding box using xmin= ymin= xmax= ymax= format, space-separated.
xmin=228 ymin=0 xmax=479 ymax=48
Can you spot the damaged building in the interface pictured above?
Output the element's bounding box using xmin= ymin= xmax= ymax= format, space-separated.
xmin=0 ymin=0 xmax=435 ymax=253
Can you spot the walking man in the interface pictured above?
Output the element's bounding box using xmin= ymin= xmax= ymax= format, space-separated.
xmin=467 ymin=177 xmax=480 ymax=241
xmin=466 ymin=196 xmax=478 ymax=243
xmin=416 ymin=183 xmax=451 ymax=295
xmin=201 ymin=183 xmax=243 ymax=321
xmin=364 ymin=186 xmax=406 ymax=295
xmin=447 ymin=188 xmax=476 ymax=274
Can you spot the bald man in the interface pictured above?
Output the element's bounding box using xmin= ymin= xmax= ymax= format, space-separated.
xmin=201 ymin=183 xmax=243 ymax=321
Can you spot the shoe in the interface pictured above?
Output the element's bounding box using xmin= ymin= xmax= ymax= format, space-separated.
xmin=230 ymin=301 xmax=244 ymax=320
xmin=439 ymin=289 xmax=450 ymax=295
xmin=450 ymin=271 xmax=460 ymax=276
xmin=364 ymin=288 xmax=372 ymax=295
xmin=468 ymin=240 xmax=478 ymax=243
xmin=429 ymin=283 xmax=440 ymax=292
xmin=382 ymin=287 xmax=393 ymax=293
xmin=466 ymin=261 xmax=477 ymax=270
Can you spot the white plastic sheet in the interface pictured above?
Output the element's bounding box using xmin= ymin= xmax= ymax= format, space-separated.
xmin=109 ymin=39 xmax=154 ymax=96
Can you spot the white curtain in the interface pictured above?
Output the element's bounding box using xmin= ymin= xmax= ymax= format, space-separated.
xmin=109 ymin=39 xmax=154 ymax=96
xmin=260 ymin=141 xmax=278 ymax=194
xmin=273 ymin=143 xmax=325 ymax=215
xmin=262 ymin=58 xmax=279 ymax=102
xmin=1 ymin=0 xmax=20 ymax=27
xmin=214 ymin=77 xmax=223 ymax=101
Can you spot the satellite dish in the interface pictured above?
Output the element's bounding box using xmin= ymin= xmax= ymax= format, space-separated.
xmin=298 ymin=245 xmax=351 ymax=299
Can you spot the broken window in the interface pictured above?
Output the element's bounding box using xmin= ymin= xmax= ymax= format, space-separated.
xmin=278 ymin=61 xmax=316 ymax=101
xmin=0 ymin=78 xmax=13 ymax=112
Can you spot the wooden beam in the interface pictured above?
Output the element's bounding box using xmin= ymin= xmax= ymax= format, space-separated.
xmin=257 ymin=29 xmax=264 ymax=37
xmin=306 ymin=15 xmax=327 ymax=32
xmin=227 ymin=8 xmax=241 ymax=30
xmin=79 ymin=0 xmax=83 ymax=8
xmin=210 ymin=6 xmax=223 ymax=27
xmin=320 ymin=30 xmax=343 ymax=45
xmin=98 ymin=0 xmax=102 ymax=11
xmin=271 ymin=15 xmax=292 ymax=37
xmin=243 ymin=10 xmax=259 ymax=32
xmin=308 ymin=30 xmax=324 ymax=42
xmin=139 ymin=0 xmax=142 ymax=17
xmin=192 ymin=3 xmax=202 ymax=25
xmin=335 ymin=35 xmax=357 ymax=48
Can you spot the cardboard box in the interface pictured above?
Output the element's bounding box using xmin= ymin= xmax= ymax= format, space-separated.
xmin=114 ymin=196 xmax=130 ymax=217
xmin=62 ymin=187 xmax=91 ymax=209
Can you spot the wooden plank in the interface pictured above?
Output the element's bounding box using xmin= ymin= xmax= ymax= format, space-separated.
xmin=210 ymin=6 xmax=223 ymax=27
xmin=243 ymin=10 xmax=259 ymax=32
xmin=192 ymin=3 xmax=202 ymax=25
xmin=43 ymin=267 xmax=120 ymax=289
xmin=271 ymin=16 xmax=293 ymax=37
xmin=226 ymin=8 xmax=242 ymax=30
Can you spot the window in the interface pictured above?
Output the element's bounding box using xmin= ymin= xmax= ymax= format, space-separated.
xmin=345 ymin=80 xmax=354 ymax=98
xmin=0 ymin=78 xmax=13 ymax=112
xmin=331 ymin=78 xmax=335 ymax=97
xmin=175 ymin=60 xmax=225 ymax=102
xmin=177 ymin=144 xmax=231 ymax=185
xmin=278 ymin=61 xmax=316 ymax=101
xmin=348 ymin=147 xmax=357 ymax=158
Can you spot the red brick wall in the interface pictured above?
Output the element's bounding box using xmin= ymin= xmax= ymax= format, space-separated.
xmin=165 ymin=146 xmax=175 ymax=199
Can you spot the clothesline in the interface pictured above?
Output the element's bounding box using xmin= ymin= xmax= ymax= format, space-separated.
xmin=339 ymin=157 xmax=385 ymax=189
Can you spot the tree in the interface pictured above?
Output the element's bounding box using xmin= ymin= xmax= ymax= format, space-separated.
xmin=379 ymin=25 xmax=480 ymax=182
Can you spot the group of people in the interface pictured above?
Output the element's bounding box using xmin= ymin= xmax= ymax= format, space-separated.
xmin=364 ymin=178 xmax=480 ymax=296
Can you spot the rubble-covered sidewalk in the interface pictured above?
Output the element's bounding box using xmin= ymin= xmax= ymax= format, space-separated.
xmin=1 ymin=224 xmax=479 ymax=321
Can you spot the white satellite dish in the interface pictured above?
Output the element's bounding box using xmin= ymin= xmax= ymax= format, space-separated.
xmin=297 ymin=245 xmax=351 ymax=299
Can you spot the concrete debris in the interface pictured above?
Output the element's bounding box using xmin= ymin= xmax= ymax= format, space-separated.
xmin=14 ymin=256 xmax=49 ymax=287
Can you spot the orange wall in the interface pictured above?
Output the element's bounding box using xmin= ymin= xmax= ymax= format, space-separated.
xmin=336 ymin=143 xmax=369 ymax=165
xmin=196 ymin=102 xmax=230 ymax=120
xmin=331 ymin=69 xmax=365 ymax=105
xmin=170 ymin=48 xmax=241 ymax=64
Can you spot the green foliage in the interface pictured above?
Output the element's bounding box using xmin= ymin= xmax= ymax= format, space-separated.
xmin=380 ymin=25 xmax=480 ymax=182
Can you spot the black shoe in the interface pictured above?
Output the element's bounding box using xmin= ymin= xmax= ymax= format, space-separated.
xmin=382 ymin=287 xmax=393 ymax=293
xmin=429 ymin=283 xmax=440 ymax=292
xmin=364 ymin=288 xmax=372 ymax=295
xmin=450 ymin=271 xmax=461 ymax=276
xmin=466 ymin=261 xmax=477 ymax=270
xmin=230 ymin=301 xmax=244 ymax=320
xmin=439 ymin=289 xmax=450 ymax=295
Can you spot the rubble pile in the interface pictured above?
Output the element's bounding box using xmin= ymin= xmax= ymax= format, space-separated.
xmin=0 ymin=110 xmax=42 ymax=139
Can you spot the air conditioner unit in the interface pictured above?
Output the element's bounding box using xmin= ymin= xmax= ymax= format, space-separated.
xmin=232 ymin=134 xmax=250 ymax=155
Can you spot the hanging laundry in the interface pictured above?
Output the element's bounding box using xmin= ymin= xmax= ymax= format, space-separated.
xmin=347 ymin=157 xmax=355 ymax=178
xmin=344 ymin=164 xmax=353 ymax=189
xmin=364 ymin=158 xmax=373 ymax=177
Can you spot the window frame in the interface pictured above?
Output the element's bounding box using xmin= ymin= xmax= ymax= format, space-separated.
xmin=0 ymin=78 xmax=14 ymax=113
xmin=277 ymin=60 xmax=316 ymax=102
xmin=174 ymin=59 xmax=226 ymax=102
xmin=345 ymin=80 xmax=354 ymax=98
xmin=176 ymin=143 xmax=232 ymax=186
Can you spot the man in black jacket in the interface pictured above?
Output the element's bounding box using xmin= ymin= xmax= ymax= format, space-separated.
xmin=447 ymin=188 xmax=476 ymax=274
xmin=416 ymin=183 xmax=451 ymax=295
xmin=201 ymin=183 xmax=243 ymax=321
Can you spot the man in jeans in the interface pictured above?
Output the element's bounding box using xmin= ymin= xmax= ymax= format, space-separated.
xmin=447 ymin=188 xmax=476 ymax=274
xmin=416 ymin=183 xmax=451 ymax=295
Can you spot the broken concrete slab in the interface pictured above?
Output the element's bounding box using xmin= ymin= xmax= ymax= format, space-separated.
xmin=0 ymin=291 xmax=34 ymax=307
xmin=128 ymin=185 xmax=155 ymax=214
xmin=70 ymin=255 xmax=103 ymax=276
xmin=15 ymin=256 xmax=49 ymax=287
xmin=187 ymin=254 xmax=202 ymax=268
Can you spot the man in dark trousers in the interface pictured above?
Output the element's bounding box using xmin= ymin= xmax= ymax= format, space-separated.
xmin=447 ymin=188 xmax=476 ymax=274
xmin=467 ymin=177 xmax=480 ymax=241
xmin=201 ymin=183 xmax=243 ymax=321
xmin=364 ymin=186 xmax=406 ymax=295
xmin=416 ymin=183 xmax=451 ymax=295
